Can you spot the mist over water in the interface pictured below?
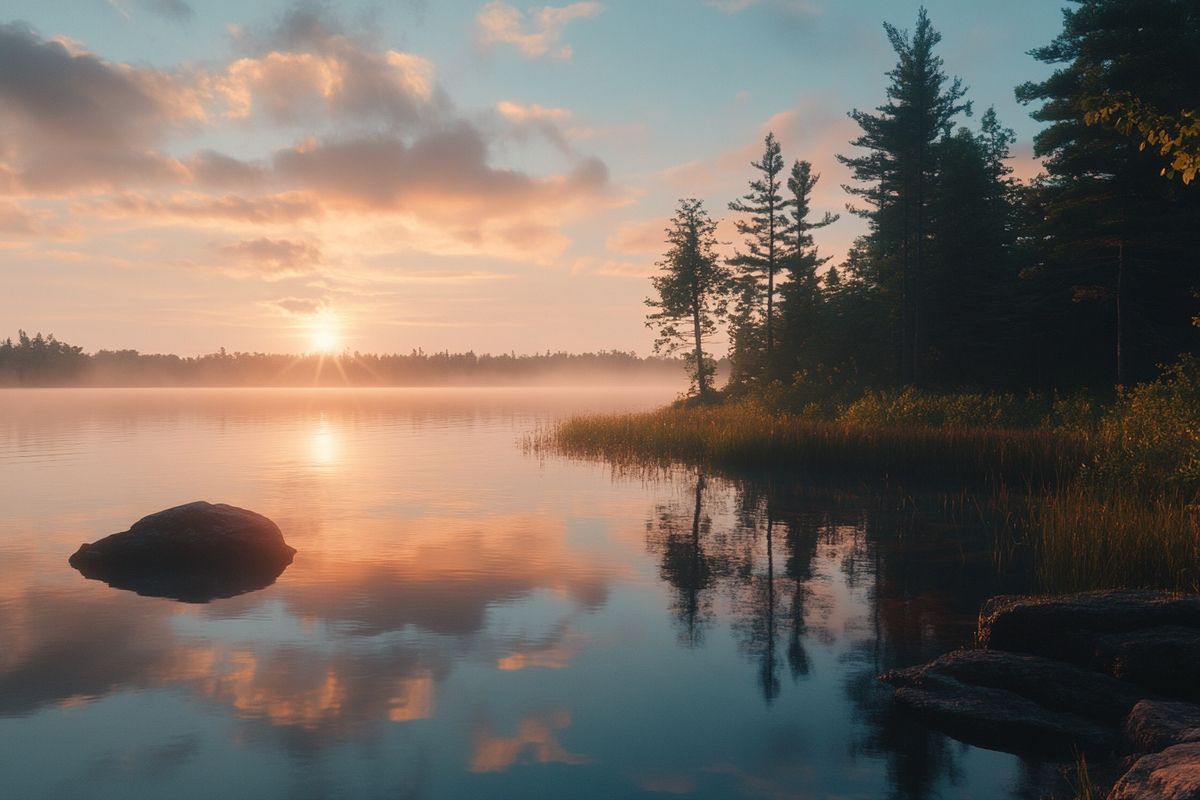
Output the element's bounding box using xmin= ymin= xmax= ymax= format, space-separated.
xmin=0 ymin=388 xmax=1058 ymax=799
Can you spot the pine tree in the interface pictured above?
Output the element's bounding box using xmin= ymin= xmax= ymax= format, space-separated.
xmin=1016 ymin=0 xmax=1200 ymax=386
xmin=729 ymin=132 xmax=788 ymax=382
xmin=646 ymin=199 xmax=733 ymax=399
xmin=923 ymin=109 xmax=1019 ymax=386
xmin=839 ymin=7 xmax=970 ymax=385
xmin=779 ymin=160 xmax=837 ymax=375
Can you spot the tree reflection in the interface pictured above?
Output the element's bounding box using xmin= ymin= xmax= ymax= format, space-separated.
xmin=647 ymin=472 xmax=723 ymax=647
xmin=645 ymin=472 xmax=1058 ymax=797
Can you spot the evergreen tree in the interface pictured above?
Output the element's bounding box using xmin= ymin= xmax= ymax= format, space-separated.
xmin=839 ymin=7 xmax=970 ymax=385
xmin=1016 ymin=0 xmax=1200 ymax=386
xmin=646 ymin=199 xmax=733 ymax=399
xmin=922 ymin=109 xmax=1020 ymax=386
xmin=779 ymin=160 xmax=837 ymax=375
xmin=729 ymin=133 xmax=788 ymax=382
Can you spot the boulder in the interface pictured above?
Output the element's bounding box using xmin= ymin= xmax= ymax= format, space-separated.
xmin=1095 ymin=627 xmax=1200 ymax=702
xmin=1125 ymin=701 xmax=1200 ymax=754
xmin=1108 ymin=742 xmax=1200 ymax=800
xmin=978 ymin=591 xmax=1200 ymax=666
xmin=69 ymin=502 xmax=296 ymax=602
xmin=884 ymin=649 xmax=1152 ymax=724
xmin=882 ymin=650 xmax=1127 ymax=754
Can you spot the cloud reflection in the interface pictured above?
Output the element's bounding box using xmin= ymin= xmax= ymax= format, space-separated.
xmin=469 ymin=709 xmax=590 ymax=772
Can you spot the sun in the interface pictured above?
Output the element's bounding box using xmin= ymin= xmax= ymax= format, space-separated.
xmin=308 ymin=317 xmax=340 ymax=354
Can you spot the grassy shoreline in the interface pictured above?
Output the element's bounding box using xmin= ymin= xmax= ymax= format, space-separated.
xmin=543 ymin=380 xmax=1200 ymax=593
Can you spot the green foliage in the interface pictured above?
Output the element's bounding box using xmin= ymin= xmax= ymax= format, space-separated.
xmin=646 ymin=199 xmax=734 ymax=398
xmin=838 ymin=389 xmax=1049 ymax=429
xmin=728 ymin=133 xmax=788 ymax=382
xmin=1084 ymin=93 xmax=1200 ymax=184
xmin=1016 ymin=0 xmax=1200 ymax=386
xmin=1088 ymin=354 xmax=1200 ymax=493
xmin=839 ymin=6 xmax=971 ymax=385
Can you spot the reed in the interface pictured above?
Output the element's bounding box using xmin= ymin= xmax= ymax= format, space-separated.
xmin=1030 ymin=484 xmax=1200 ymax=592
xmin=548 ymin=402 xmax=1090 ymax=488
xmin=544 ymin=363 xmax=1200 ymax=594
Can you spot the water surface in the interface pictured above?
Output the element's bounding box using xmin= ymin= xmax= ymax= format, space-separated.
xmin=0 ymin=388 xmax=1058 ymax=799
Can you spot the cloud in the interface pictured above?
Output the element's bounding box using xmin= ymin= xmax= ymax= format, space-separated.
xmin=209 ymin=42 xmax=440 ymax=128
xmin=606 ymin=217 xmax=665 ymax=255
xmin=705 ymin=0 xmax=821 ymax=17
xmin=0 ymin=22 xmax=203 ymax=194
xmin=82 ymin=192 xmax=324 ymax=224
xmin=140 ymin=0 xmax=194 ymax=22
xmin=217 ymin=237 xmax=322 ymax=276
xmin=1 ymin=10 xmax=616 ymax=269
xmin=189 ymin=150 xmax=267 ymax=188
xmin=475 ymin=1 xmax=604 ymax=59
xmin=270 ymin=296 xmax=328 ymax=315
xmin=0 ymin=202 xmax=37 ymax=235
xmin=273 ymin=126 xmax=608 ymax=218
xmin=496 ymin=100 xmax=574 ymax=152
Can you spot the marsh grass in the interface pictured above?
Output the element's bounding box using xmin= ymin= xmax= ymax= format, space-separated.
xmin=543 ymin=361 xmax=1200 ymax=593
xmin=1030 ymin=485 xmax=1200 ymax=592
xmin=547 ymin=403 xmax=1091 ymax=488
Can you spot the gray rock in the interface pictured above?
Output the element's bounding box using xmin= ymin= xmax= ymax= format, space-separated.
xmin=978 ymin=591 xmax=1200 ymax=666
xmin=1125 ymin=701 xmax=1200 ymax=754
xmin=882 ymin=650 xmax=1123 ymax=754
xmin=1096 ymin=627 xmax=1200 ymax=702
xmin=885 ymin=649 xmax=1152 ymax=724
xmin=69 ymin=501 xmax=296 ymax=602
xmin=1108 ymin=742 xmax=1200 ymax=800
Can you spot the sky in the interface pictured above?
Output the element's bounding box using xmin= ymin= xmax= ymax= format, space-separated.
xmin=0 ymin=0 xmax=1067 ymax=356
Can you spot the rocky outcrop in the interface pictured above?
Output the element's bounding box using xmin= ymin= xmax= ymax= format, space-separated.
xmin=69 ymin=501 xmax=296 ymax=602
xmin=978 ymin=592 xmax=1200 ymax=664
xmin=882 ymin=591 xmax=1200 ymax=799
xmin=1108 ymin=743 xmax=1200 ymax=800
xmin=1125 ymin=701 xmax=1200 ymax=755
xmin=886 ymin=649 xmax=1152 ymax=723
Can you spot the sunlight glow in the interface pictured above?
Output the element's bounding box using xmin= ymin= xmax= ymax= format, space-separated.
xmin=308 ymin=315 xmax=341 ymax=354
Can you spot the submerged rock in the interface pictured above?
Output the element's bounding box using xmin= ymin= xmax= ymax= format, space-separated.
xmin=69 ymin=501 xmax=296 ymax=602
xmin=1108 ymin=742 xmax=1200 ymax=800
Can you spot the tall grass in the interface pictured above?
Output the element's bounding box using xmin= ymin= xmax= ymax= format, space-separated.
xmin=546 ymin=356 xmax=1200 ymax=594
xmin=549 ymin=402 xmax=1090 ymax=488
xmin=1030 ymin=485 xmax=1200 ymax=592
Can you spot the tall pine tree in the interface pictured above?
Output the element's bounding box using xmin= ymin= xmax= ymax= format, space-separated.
xmin=839 ymin=7 xmax=970 ymax=385
xmin=729 ymin=133 xmax=788 ymax=383
xmin=1016 ymin=0 xmax=1200 ymax=387
xmin=779 ymin=160 xmax=838 ymax=376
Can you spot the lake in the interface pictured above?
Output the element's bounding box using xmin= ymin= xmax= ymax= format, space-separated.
xmin=0 ymin=388 xmax=1060 ymax=799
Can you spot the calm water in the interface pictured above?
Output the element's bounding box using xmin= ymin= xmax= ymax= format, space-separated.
xmin=0 ymin=388 xmax=1060 ymax=799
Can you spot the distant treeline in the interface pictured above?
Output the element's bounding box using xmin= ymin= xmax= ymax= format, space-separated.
xmin=0 ymin=331 xmax=691 ymax=387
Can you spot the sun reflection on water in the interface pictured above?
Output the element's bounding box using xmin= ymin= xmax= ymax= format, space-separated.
xmin=308 ymin=415 xmax=338 ymax=466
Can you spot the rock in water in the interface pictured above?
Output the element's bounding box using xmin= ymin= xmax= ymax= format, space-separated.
xmin=69 ymin=502 xmax=296 ymax=602
xmin=1108 ymin=742 xmax=1200 ymax=800
xmin=881 ymin=649 xmax=1138 ymax=754
xmin=977 ymin=591 xmax=1200 ymax=663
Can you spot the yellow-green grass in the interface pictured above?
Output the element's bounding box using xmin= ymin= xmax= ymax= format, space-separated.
xmin=544 ymin=399 xmax=1200 ymax=593
xmin=547 ymin=404 xmax=1091 ymax=488
xmin=1030 ymin=485 xmax=1200 ymax=592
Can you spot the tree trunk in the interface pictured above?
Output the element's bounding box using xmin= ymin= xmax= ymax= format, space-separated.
xmin=691 ymin=277 xmax=708 ymax=398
